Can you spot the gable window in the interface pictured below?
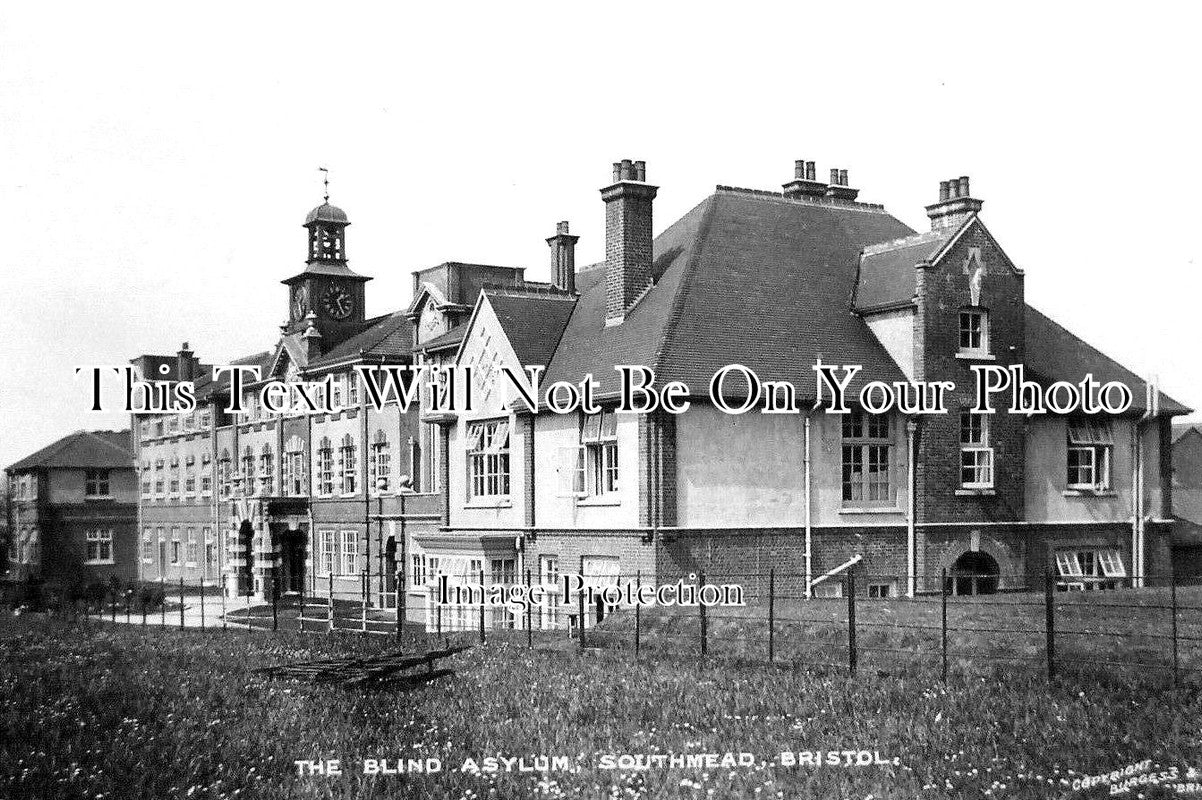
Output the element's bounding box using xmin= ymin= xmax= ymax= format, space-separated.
xmin=960 ymin=412 xmax=994 ymax=488
xmin=85 ymin=529 xmax=114 ymax=564
xmin=84 ymin=469 xmax=111 ymax=497
xmin=582 ymin=409 xmax=619 ymax=496
xmin=958 ymin=308 xmax=989 ymax=355
xmin=317 ymin=437 xmax=334 ymax=496
xmin=1055 ymin=548 xmax=1126 ymax=591
xmin=369 ymin=430 xmax=391 ymax=493
xmin=841 ymin=411 xmax=892 ymax=506
xmin=467 ymin=419 xmax=510 ymax=499
xmin=259 ymin=444 xmax=274 ymax=496
xmin=338 ymin=434 xmax=357 ymax=494
xmin=1067 ymin=418 xmax=1114 ymax=491
xmin=284 ymin=436 xmax=305 ymax=496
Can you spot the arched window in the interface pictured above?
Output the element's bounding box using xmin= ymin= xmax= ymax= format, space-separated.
xmin=370 ymin=429 xmax=391 ymax=493
xmin=259 ymin=443 xmax=274 ymax=496
xmin=284 ymin=435 xmax=306 ymax=496
xmin=317 ymin=437 xmax=334 ymax=496
xmin=339 ymin=433 xmax=357 ymax=494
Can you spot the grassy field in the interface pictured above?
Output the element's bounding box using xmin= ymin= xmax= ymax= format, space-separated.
xmin=2 ymin=607 xmax=1202 ymax=800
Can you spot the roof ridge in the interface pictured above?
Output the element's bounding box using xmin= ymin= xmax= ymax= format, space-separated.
xmin=861 ymin=228 xmax=947 ymax=256
xmin=80 ymin=429 xmax=133 ymax=458
xmin=714 ymin=184 xmax=888 ymax=213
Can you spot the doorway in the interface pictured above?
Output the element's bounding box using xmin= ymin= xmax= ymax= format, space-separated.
xmin=947 ymin=551 xmax=1000 ymax=596
xmin=279 ymin=529 xmax=306 ymax=594
xmin=238 ymin=520 xmax=255 ymax=596
xmin=383 ymin=537 xmax=397 ymax=608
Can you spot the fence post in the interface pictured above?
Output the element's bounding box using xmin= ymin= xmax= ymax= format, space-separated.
xmin=161 ymin=574 xmax=166 ymax=628
xmin=525 ymin=570 xmax=533 ymax=649
xmin=221 ymin=583 xmax=227 ymax=630
xmin=478 ymin=568 xmax=486 ymax=645
xmin=111 ymin=588 xmax=117 ymax=623
xmin=199 ymin=581 xmax=205 ymax=629
xmin=179 ymin=576 xmax=185 ymax=630
xmin=125 ymin=590 xmax=131 ymax=624
xmin=328 ymin=572 xmax=334 ymax=634
xmin=272 ymin=575 xmax=279 ymax=632
xmin=1044 ymin=566 xmax=1056 ymax=681
xmin=767 ymin=569 xmax=775 ymax=665
xmin=395 ymin=569 xmax=403 ymax=644
xmin=1171 ymin=568 xmax=1180 ymax=689
xmin=578 ymin=581 xmax=586 ymax=650
xmin=941 ymin=568 xmax=948 ymax=683
xmin=298 ymin=581 xmax=305 ymax=634
xmin=846 ymin=566 xmax=857 ymax=676
xmin=699 ymin=570 xmax=708 ymax=659
xmin=361 ymin=570 xmax=367 ymax=634
xmin=141 ymin=592 xmax=147 ymax=627
xmin=635 ymin=570 xmax=642 ymax=658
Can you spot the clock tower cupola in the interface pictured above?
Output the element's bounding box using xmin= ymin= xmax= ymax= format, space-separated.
xmin=282 ymin=178 xmax=371 ymax=351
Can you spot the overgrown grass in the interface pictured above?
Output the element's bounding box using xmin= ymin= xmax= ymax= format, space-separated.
xmin=2 ymin=614 xmax=1202 ymax=799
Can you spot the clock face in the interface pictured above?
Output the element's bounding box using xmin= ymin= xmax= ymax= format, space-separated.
xmin=291 ymin=286 xmax=309 ymax=320
xmin=322 ymin=284 xmax=354 ymax=319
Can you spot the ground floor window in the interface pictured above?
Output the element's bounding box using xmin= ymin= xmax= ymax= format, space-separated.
xmin=812 ymin=580 xmax=843 ymax=599
xmin=1055 ymin=548 xmax=1125 ymax=591
xmin=318 ymin=531 xmax=336 ymax=576
xmin=867 ymin=581 xmax=894 ymax=599
xmin=946 ymin=551 xmax=999 ymax=596
xmin=85 ymin=529 xmax=114 ymax=564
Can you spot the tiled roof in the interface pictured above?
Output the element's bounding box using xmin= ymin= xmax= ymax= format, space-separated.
xmin=1175 ymin=489 xmax=1202 ymax=543
xmin=1024 ymin=306 xmax=1188 ymax=415
xmin=417 ymin=323 xmax=468 ymax=353
xmin=1173 ymin=423 xmax=1202 ymax=444
xmin=8 ymin=430 xmax=133 ymax=472
xmin=545 ymin=189 xmax=915 ymax=399
xmin=854 ymin=229 xmax=958 ymax=311
xmin=307 ymin=312 xmax=412 ymax=368
xmin=485 ymin=290 xmax=577 ymax=370
xmin=195 ymin=350 xmax=273 ymax=399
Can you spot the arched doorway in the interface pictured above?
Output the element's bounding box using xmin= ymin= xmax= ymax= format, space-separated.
xmin=947 ymin=551 xmax=1000 ymax=596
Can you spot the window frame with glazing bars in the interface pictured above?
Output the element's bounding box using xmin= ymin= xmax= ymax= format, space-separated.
xmin=466 ymin=419 xmax=511 ymax=499
xmin=840 ymin=411 xmax=892 ymax=507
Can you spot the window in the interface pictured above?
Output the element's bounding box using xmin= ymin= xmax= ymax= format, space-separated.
xmin=340 ymin=531 xmax=358 ymax=575
xmin=1055 ymin=548 xmax=1126 ymax=591
xmin=142 ymin=528 xmax=153 ymax=563
xmin=317 ymin=438 xmax=334 ymax=496
xmin=540 ymin=556 xmax=560 ymax=629
xmin=85 ymin=529 xmax=114 ymax=564
xmin=218 ymin=450 xmax=232 ymax=498
xmin=170 ymin=528 xmax=181 ymax=564
xmin=259 ymin=444 xmax=274 ymax=496
xmin=867 ymin=582 xmax=894 ymax=599
xmin=346 ymin=373 xmax=359 ymax=407
xmin=841 ymin=412 xmax=892 ymax=506
xmin=203 ymin=527 xmax=216 ymax=578
xmin=84 ymin=469 xmax=111 ymax=497
xmin=582 ymin=410 xmax=619 ymax=496
xmin=184 ymin=462 xmax=196 ymax=496
xmin=958 ymin=308 xmax=989 ymax=354
xmin=411 ymin=553 xmax=426 ymax=585
xmin=200 ymin=474 xmax=212 ymax=496
xmin=318 ymin=530 xmax=336 ymax=576
xmin=1067 ymin=418 xmax=1114 ymax=490
xmin=338 ymin=434 xmax=357 ymax=494
xmin=142 ymin=478 xmax=152 ymax=496
xmin=186 ymin=528 xmax=198 ymax=566
xmin=425 ymin=422 xmax=442 ymax=493
xmin=370 ymin=430 xmax=391 ymax=493
xmin=284 ymin=436 xmax=305 ymax=496
xmin=813 ymin=581 xmax=843 ymax=599
xmin=467 ymin=419 xmax=510 ymax=499
xmin=241 ymin=447 xmax=255 ymax=493
xmin=199 ymin=412 xmax=211 ymax=429
xmin=490 ymin=558 xmax=516 ymax=585
xmin=960 ymin=412 xmax=994 ymax=488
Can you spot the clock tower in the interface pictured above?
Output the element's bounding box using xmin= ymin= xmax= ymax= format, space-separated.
xmin=282 ymin=199 xmax=371 ymax=353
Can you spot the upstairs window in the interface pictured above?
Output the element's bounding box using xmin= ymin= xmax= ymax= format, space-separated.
xmin=959 ymin=412 xmax=994 ymax=489
xmin=369 ymin=430 xmax=391 ymax=493
xmin=84 ymin=469 xmax=111 ymax=497
xmin=218 ymin=450 xmax=232 ymax=498
xmin=1067 ymin=418 xmax=1114 ymax=491
xmin=467 ymin=419 xmax=510 ymax=499
xmin=259 ymin=444 xmax=274 ymax=496
xmin=958 ymin=308 xmax=990 ymax=355
xmin=582 ymin=410 xmax=619 ymax=496
xmin=241 ymin=447 xmax=255 ymax=493
xmin=317 ymin=437 xmax=334 ymax=496
xmin=841 ymin=412 xmax=891 ymax=506
xmin=284 ymin=436 xmax=306 ymax=496
xmin=338 ymin=434 xmax=357 ymax=494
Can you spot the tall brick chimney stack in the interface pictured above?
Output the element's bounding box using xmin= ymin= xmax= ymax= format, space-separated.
xmin=546 ymin=220 xmax=580 ymax=294
xmin=601 ymin=159 xmax=658 ymax=326
xmin=824 ymin=168 xmax=859 ymax=201
xmin=782 ymin=159 xmax=826 ymax=198
xmin=926 ymin=175 xmax=983 ymax=230
xmin=176 ymin=342 xmax=194 ymax=382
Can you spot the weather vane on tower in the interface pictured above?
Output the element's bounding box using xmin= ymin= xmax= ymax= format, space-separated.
xmin=318 ymin=166 xmax=329 ymax=203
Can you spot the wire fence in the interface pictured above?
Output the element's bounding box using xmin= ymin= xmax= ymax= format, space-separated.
xmin=5 ymin=567 xmax=1200 ymax=686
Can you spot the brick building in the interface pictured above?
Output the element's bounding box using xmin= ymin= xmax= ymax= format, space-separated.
xmin=130 ymin=158 xmax=1187 ymax=632
xmin=4 ymin=430 xmax=137 ymax=588
xmin=1172 ymin=423 xmax=1202 ymax=581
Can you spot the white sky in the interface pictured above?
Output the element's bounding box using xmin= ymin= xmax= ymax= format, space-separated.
xmin=1 ymin=2 xmax=1200 ymax=469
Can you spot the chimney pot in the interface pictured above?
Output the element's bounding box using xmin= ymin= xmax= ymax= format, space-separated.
xmin=794 ymin=160 xmax=805 ymax=179
xmin=806 ymin=161 xmax=816 ymax=180
xmin=830 ymin=168 xmax=840 ymax=185
xmin=633 ymin=160 xmax=646 ymax=182
xmin=839 ymin=169 xmax=848 ymax=186
xmin=612 ymin=162 xmax=622 ymax=182
xmin=927 ymin=174 xmax=983 ymax=230
xmin=620 ymin=159 xmax=634 ymax=181
xmin=601 ymin=159 xmax=658 ymax=324
xmin=547 ymin=220 xmax=579 ymax=294
xmin=959 ymin=176 xmax=970 ymax=197
xmin=939 ymin=181 xmax=950 ymax=201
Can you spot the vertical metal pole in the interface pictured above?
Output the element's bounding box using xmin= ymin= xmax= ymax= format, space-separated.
xmin=699 ymin=570 xmax=708 ymax=659
xmin=125 ymin=591 xmax=131 ymax=624
xmin=1045 ymin=566 xmax=1056 ymax=681
xmin=941 ymin=567 xmax=948 ymax=683
xmin=199 ymin=581 xmax=205 ymax=629
xmin=478 ymin=568 xmax=486 ymax=645
xmin=327 ymin=571 xmax=334 ymax=634
xmin=272 ymin=576 xmax=279 ymax=632
xmin=361 ymin=570 xmax=367 ymax=633
xmin=299 ymin=582 xmax=305 ymax=634
xmin=221 ymin=583 xmax=227 ymax=630
xmin=578 ymin=580 xmax=586 ymax=649
xmin=161 ymin=574 xmax=166 ymax=628
xmin=395 ymin=569 xmax=403 ymax=643
xmin=846 ymin=567 xmax=857 ymax=676
xmin=1171 ymin=568 xmax=1180 ymax=689
xmin=635 ymin=570 xmax=642 ymax=658
xmin=141 ymin=593 xmax=147 ymax=627
xmin=525 ymin=569 xmax=532 ymax=649
xmin=179 ymin=576 xmax=185 ymax=630
xmin=110 ymin=588 xmax=116 ymax=623
xmin=767 ymin=568 xmax=775 ymax=664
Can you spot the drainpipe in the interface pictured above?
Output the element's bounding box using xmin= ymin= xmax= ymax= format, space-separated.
xmin=906 ymin=419 xmax=918 ymax=598
xmin=803 ymin=399 xmax=821 ymax=599
xmin=1133 ymin=379 xmax=1157 ymax=589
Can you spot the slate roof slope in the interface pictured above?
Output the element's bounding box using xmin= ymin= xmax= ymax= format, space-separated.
xmin=308 ymin=312 xmax=413 ymax=369
xmin=195 ymin=350 xmax=273 ymax=400
xmin=854 ymin=228 xmax=959 ymax=311
xmin=417 ymin=323 xmax=468 ymax=353
xmin=1024 ymin=306 xmax=1188 ymax=415
xmin=545 ymin=188 xmax=916 ymax=399
xmin=485 ymin=291 xmax=577 ymax=370
xmin=8 ymin=430 xmax=133 ymax=472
